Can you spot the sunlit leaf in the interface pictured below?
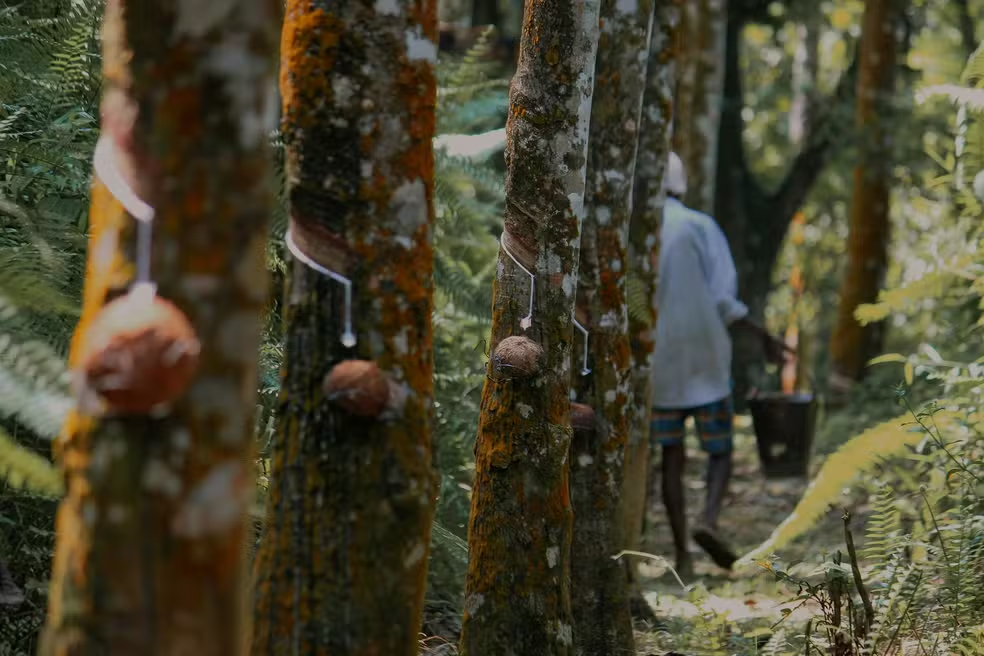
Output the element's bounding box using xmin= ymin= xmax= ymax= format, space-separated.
xmin=869 ymin=353 xmax=907 ymax=366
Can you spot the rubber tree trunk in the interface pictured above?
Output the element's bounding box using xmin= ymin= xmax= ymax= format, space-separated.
xmin=250 ymin=2 xmax=439 ymax=654
xmin=458 ymin=0 xmax=601 ymax=652
xmin=40 ymin=1 xmax=280 ymax=653
xmin=620 ymin=0 xmax=681 ymax=602
xmin=829 ymin=0 xmax=899 ymax=389
xmin=670 ymin=0 xmax=726 ymax=214
xmin=570 ymin=0 xmax=653 ymax=652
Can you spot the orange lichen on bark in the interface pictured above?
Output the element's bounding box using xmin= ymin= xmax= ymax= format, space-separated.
xmin=462 ymin=371 xmax=575 ymax=653
xmin=569 ymin=0 xmax=655 ymax=652
xmin=280 ymin=7 xmax=342 ymax=119
xmin=42 ymin=1 xmax=280 ymax=654
xmin=621 ymin=0 xmax=679 ymax=565
xmin=250 ymin=1 xmax=438 ymax=654
xmin=66 ymin=184 xmax=132 ymax=369
xmin=459 ymin=0 xmax=601 ymax=653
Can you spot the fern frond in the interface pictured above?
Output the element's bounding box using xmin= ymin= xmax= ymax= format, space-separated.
xmin=438 ymin=77 xmax=510 ymax=102
xmin=868 ymin=563 xmax=924 ymax=653
xmin=758 ymin=628 xmax=788 ymax=656
xmin=855 ymin=255 xmax=980 ymax=325
xmin=952 ymin=625 xmax=984 ymax=655
xmin=435 ymin=148 xmax=506 ymax=197
xmin=864 ymin=484 xmax=902 ymax=581
xmin=431 ymin=521 xmax=469 ymax=565
xmin=434 ymin=174 xmax=501 ymax=230
xmin=443 ymin=25 xmax=498 ymax=92
xmin=625 ymin=271 xmax=653 ymax=328
xmin=0 ymin=425 xmax=62 ymax=495
xmin=0 ymin=361 xmax=72 ymax=440
xmin=0 ymin=252 xmax=80 ymax=318
xmin=916 ymin=84 xmax=984 ymax=112
xmin=960 ymin=41 xmax=984 ymax=85
xmin=434 ymin=250 xmax=492 ymax=322
xmin=736 ymin=412 xmax=960 ymax=565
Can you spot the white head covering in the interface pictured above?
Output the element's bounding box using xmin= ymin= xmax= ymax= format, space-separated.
xmin=663 ymin=151 xmax=688 ymax=197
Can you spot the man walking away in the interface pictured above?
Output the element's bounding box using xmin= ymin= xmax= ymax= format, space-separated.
xmin=651 ymin=152 xmax=787 ymax=579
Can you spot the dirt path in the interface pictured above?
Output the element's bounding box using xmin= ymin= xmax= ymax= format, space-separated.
xmin=633 ymin=416 xmax=851 ymax=655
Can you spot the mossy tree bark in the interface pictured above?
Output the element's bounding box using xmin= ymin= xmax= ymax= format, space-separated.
xmin=458 ymin=0 xmax=601 ymax=653
xmin=570 ymin=0 xmax=653 ymax=652
xmin=620 ymin=0 xmax=681 ymax=602
xmin=670 ymin=0 xmax=726 ymax=214
xmin=829 ymin=0 xmax=900 ymax=389
xmin=41 ymin=1 xmax=280 ymax=654
xmin=250 ymin=2 xmax=439 ymax=654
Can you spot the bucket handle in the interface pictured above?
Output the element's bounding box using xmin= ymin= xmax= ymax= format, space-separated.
xmin=747 ymin=369 xmax=818 ymax=400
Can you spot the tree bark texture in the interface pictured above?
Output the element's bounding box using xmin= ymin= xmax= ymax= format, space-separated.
xmin=621 ymin=0 xmax=681 ymax=590
xmin=250 ymin=2 xmax=439 ymax=654
xmin=41 ymin=1 xmax=280 ymax=654
xmin=670 ymin=0 xmax=726 ymax=214
xmin=570 ymin=0 xmax=653 ymax=653
xmin=458 ymin=0 xmax=601 ymax=653
xmin=829 ymin=0 xmax=900 ymax=386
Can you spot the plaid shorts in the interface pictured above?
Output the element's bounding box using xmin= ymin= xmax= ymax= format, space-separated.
xmin=651 ymin=396 xmax=735 ymax=455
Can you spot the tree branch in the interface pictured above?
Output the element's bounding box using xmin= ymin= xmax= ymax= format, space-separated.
xmin=716 ymin=9 xmax=766 ymax=211
xmin=768 ymin=49 xmax=859 ymax=226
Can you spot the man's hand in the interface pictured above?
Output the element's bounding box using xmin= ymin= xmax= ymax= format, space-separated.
xmin=731 ymin=316 xmax=795 ymax=364
xmin=762 ymin=333 xmax=793 ymax=365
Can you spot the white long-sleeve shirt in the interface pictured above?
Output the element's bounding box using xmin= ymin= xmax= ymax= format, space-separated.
xmin=650 ymin=197 xmax=748 ymax=409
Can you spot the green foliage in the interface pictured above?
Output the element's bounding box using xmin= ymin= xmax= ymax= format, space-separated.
xmin=625 ymin=270 xmax=652 ymax=327
xmin=424 ymin=41 xmax=508 ymax=616
xmin=734 ymin=42 xmax=984 ymax=654
xmin=0 ymin=5 xmax=101 ymax=650
xmin=0 ymin=428 xmax=62 ymax=495
xmin=861 ymin=484 xmax=901 ymax=574
xmin=436 ymin=26 xmax=510 ymax=136
xmin=0 ymin=0 xmax=98 ymax=500
xmin=737 ymin=408 xmax=938 ymax=565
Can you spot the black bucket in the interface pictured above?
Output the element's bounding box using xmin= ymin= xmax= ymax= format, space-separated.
xmin=747 ymin=391 xmax=817 ymax=478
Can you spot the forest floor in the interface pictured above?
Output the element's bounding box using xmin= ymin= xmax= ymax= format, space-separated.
xmin=633 ymin=415 xmax=870 ymax=655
